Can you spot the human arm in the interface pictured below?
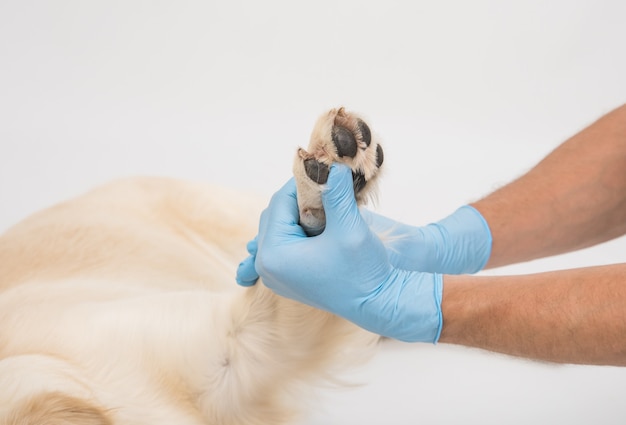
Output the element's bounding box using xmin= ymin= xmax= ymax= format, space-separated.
xmin=365 ymin=103 xmax=626 ymax=272
xmin=346 ymin=104 xmax=626 ymax=273
xmin=236 ymin=104 xmax=626 ymax=366
xmin=438 ymin=105 xmax=626 ymax=366
xmin=474 ymin=104 xmax=626 ymax=268
xmin=242 ymin=164 xmax=626 ymax=365
xmin=440 ymin=264 xmax=626 ymax=366
xmin=238 ymin=162 xmax=626 ymax=365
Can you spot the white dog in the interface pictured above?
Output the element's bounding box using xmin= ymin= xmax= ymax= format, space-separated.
xmin=0 ymin=108 xmax=384 ymax=425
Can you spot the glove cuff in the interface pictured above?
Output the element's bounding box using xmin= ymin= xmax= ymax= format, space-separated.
xmin=371 ymin=270 xmax=443 ymax=343
xmin=434 ymin=205 xmax=492 ymax=274
xmin=399 ymin=271 xmax=443 ymax=343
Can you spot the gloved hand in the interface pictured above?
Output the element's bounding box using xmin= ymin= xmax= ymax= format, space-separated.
xmin=236 ymin=185 xmax=493 ymax=287
xmin=360 ymin=205 xmax=492 ymax=274
xmin=237 ymin=164 xmax=442 ymax=343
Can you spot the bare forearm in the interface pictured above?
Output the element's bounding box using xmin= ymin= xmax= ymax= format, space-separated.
xmin=473 ymin=104 xmax=626 ymax=268
xmin=439 ymin=263 xmax=626 ymax=366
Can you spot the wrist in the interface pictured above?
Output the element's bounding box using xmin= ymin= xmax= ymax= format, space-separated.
xmin=428 ymin=205 xmax=492 ymax=274
xmin=400 ymin=270 xmax=443 ymax=343
xmin=360 ymin=269 xmax=443 ymax=343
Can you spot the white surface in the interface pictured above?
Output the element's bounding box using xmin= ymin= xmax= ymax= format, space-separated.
xmin=1 ymin=1 xmax=625 ymax=424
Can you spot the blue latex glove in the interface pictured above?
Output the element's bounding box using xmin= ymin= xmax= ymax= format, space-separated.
xmin=238 ymin=164 xmax=442 ymax=343
xmin=236 ymin=186 xmax=492 ymax=287
xmin=235 ymin=237 xmax=260 ymax=287
xmin=360 ymin=205 xmax=492 ymax=274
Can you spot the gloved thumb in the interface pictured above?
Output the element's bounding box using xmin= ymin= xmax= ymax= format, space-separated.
xmin=321 ymin=163 xmax=362 ymax=232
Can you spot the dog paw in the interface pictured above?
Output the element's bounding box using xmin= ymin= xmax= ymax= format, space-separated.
xmin=293 ymin=107 xmax=384 ymax=236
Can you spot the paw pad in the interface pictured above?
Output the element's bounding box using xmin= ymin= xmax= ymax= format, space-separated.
xmin=332 ymin=126 xmax=358 ymax=158
xmin=293 ymin=107 xmax=384 ymax=236
xmin=303 ymin=158 xmax=330 ymax=184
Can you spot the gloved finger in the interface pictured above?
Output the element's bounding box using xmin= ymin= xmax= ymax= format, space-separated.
xmin=246 ymin=237 xmax=258 ymax=256
xmin=235 ymin=254 xmax=259 ymax=286
xmin=321 ymin=163 xmax=367 ymax=234
xmin=234 ymin=237 xmax=259 ymax=286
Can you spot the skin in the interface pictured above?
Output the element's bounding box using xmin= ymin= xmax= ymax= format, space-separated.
xmin=439 ymin=104 xmax=626 ymax=366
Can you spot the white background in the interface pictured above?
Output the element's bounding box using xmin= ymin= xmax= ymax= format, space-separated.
xmin=1 ymin=1 xmax=625 ymax=424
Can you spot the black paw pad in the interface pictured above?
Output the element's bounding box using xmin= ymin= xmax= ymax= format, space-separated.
xmin=332 ymin=126 xmax=358 ymax=158
xmin=376 ymin=144 xmax=384 ymax=168
xmin=304 ymin=159 xmax=330 ymax=184
xmin=357 ymin=119 xmax=372 ymax=147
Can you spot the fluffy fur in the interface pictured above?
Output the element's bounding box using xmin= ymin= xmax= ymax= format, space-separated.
xmin=0 ymin=108 xmax=381 ymax=424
